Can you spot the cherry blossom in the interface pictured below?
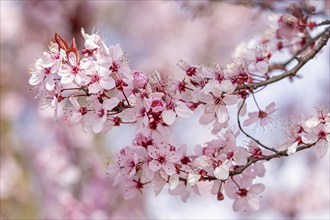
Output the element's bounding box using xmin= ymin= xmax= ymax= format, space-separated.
xmin=225 ymin=176 xmax=265 ymax=212
xmin=86 ymin=64 xmax=116 ymax=94
xmin=58 ymin=52 xmax=91 ymax=85
xmin=148 ymin=143 xmax=180 ymax=175
xmin=243 ymin=102 xmax=276 ymax=127
xmin=83 ymin=96 xmax=119 ymax=133
xmin=27 ymin=9 xmax=330 ymax=213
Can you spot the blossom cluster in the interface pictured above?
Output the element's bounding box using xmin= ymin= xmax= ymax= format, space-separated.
xmin=29 ymin=3 xmax=329 ymax=212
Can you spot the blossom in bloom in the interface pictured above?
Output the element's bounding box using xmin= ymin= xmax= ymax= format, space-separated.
xmin=243 ymin=102 xmax=276 ymax=127
xmin=86 ymin=64 xmax=116 ymax=94
xmin=84 ymin=96 xmax=119 ymax=133
xmin=148 ymin=142 xmax=180 ymax=175
xmin=58 ymin=52 xmax=91 ymax=85
xmin=225 ymin=176 xmax=265 ymax=212
xmin=199 ymin=80 xmax=238 ymax=125
xmin=162 ymin=100 xmax=194 ymax=125
xmin=67 ymin=97 xmax=87 ymax=124
xmin=303 ymin=122 xmax=330 ymax=157
xmin=96 ymin=43 xmax=131 ymax=79
xmin=246 ymin=45 xmax=271 ymax=75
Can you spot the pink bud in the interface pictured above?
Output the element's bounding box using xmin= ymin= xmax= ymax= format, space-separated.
xmin=133 ymin=71 xmax=148 ymax=89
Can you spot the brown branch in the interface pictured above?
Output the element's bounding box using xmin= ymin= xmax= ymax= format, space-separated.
xmin=229 ymin=142 xmax=316 ymax=176
xmin=236 ymin=26 xmax=330 ymax=91
xmin=318 ymin=20 xmax=330 ymax=26
xmin=270 ymin=30 xmax=325 ymax=71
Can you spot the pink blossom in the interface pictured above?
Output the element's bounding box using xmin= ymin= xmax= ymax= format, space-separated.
xmin=244 ymin=102 xmax=276 ymax=127
xmin=162 ymin=100 xmax=193 ymax=125
xmin=58 ymin=52 xmax=91 ymax=85
xmin=246 ymin=45 xmax=271 ymax=75
xmin=225 ymin=176 xmax=265 ymax=212
xmin=84 ymin=96 xmax=119 ymax=133
xmin=148 ymin=143 xmax=180 ymax=175
xmin=303 ymin=123 xmax=330 ymax=157
xmin=29 ymin=58 xmax=58 ymax=91
xmin=96 ymin=43 xmax=131 ymax=78
xmin=86 ymin=64 xmax=116 ymax=94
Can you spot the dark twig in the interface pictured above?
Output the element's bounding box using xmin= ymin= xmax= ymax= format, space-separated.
xmin=236 ymin=26 xmax=330 ymax=91
xmin=237 ymin=99 xmax=278 ymax=153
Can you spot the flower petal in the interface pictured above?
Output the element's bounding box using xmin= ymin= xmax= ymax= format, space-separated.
xmin=162 ymin=110 xmax=176 ymax=125
xmin=103 ymin=97 xmax=119 ymax=110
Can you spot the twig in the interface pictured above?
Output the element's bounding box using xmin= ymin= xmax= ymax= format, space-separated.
xmin=236 ymin=26 xmax=330 ymax=91
xmin=229 ymin=143 xmax=316 ymax=176
xmin=237 ymin=99 xmax=278 ymax=153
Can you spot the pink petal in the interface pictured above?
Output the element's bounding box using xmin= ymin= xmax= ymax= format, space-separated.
xmin=69 ymin=97 xmax=80 ymax=109
xmin=246 ymin=194 xmax=260 ymax=211
xmin=260 ymin=117 xmax=271 ymax=127
xmin=175 ymin=102 xmax=193 ymax=118
xmin=240 ymin=176 xmax=252 ymax=188
xmin=169 ymin=175 xmax=180 ymax=190
xmin=45 ymin=76 xmax=55 ymax=91
xmin=199 ymin=113 xmax=215 ymax=125
xmin=168 ymin=151 xmax=180 ymax=163
xmin=315 ymin=140 xmax=329 ymax=158
xmin=100 ymin=77 xmax=116 ymax=90
xmin=223 ymin=95 xmax=238 ymax=105
xmin=256 ymin=61 xmax=268 ymax=74
xmin=214 ymin=166 xmax=229 ymax=180
xmin=68 ymin=52 xmax=77 ymax=65
xmin=149 ymin=160 xmax=162 ymax=172
xmin=88 ymin=83 xmax=101 ymax=94
xmin=233 ymin=197 xmax=246 ymax=212
xmin=79 ymin=58 xmax=91 ymax=69
xmin=103 ymin=97 xmax=119 ymax=110
xmin=152 ymin=173 xmax=166 ymax=196
xmin=29 ymin=74 xmax=43 ymax=86
xmin=234 ymin=148 xmax=248 ymax=165
xmin=162 ymin=162 xmax=176 ymax=175
xmin=92 ymin=116 xmax=106 ymax=133
xmin=216 ymin=105 xmax=229 ymax=124
xmin=147 ymin=145 xmax=158 ymax=159
xmin=219 ymin=80 xmax=236 ymax=93
xmin=162 ymin=110 xmax=176 ymax=125
xmin=243 ymin=112 xmax=258 ymax=126
xmin=61 ymin=74 xmax=74 ymax=84
xmin=71 ymin=112 xmax=82 ymax=124
xmin=265 ymin=102 xmax=276 ymax=114
xmin=305 ymin=117 xmax=320 ymax=128
xmin=249 ymin=183 xmax=265 ymax=195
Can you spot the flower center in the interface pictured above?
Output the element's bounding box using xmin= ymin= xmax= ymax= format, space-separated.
xmin=258 ymin=111 xmax=267 ymax=119
xmin=72 ymin=66 xmax=79 ymax=75
xmin=110 ymin=62 xmax=119 ymax=72
xmin=318 ymin=130 xmax=327 ymax=140
xmin=237 ymin=188 xmax=248 ymax=197
xmin=98 ymin=108 xmax=105 ymax=117
xmin=186 ymin=67 xmax=197 ymax=76
xmin=157 ymin=156 xmax=166 ymax=164
xmin=91 ymin=73 xmax=100 ymax=83
xmin=44 ymin=67 xmax=51 ymax=75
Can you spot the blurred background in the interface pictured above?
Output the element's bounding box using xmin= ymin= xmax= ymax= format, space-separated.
xmin=0 ymin=0 xmax=329 ymax=219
